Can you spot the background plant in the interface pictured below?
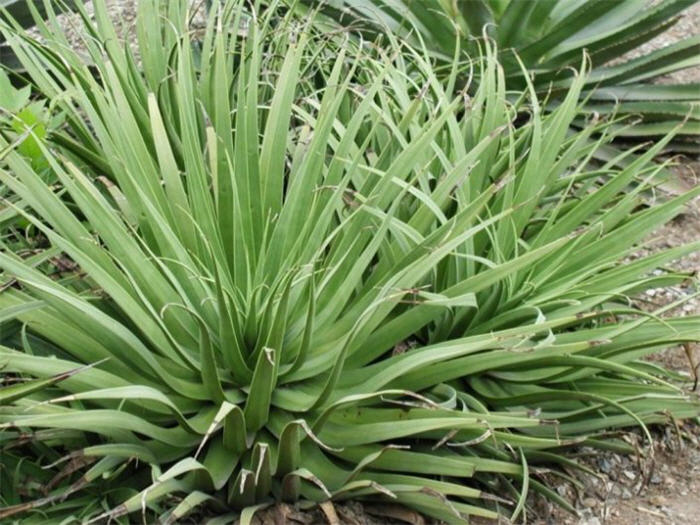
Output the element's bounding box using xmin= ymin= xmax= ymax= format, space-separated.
xmin=0 ymin=67 xmax=63 ymax=303
xmin=0 ymin=0 xmax=699 ymax=523
xmin=299 ymin=0 xmax=700 ymax=151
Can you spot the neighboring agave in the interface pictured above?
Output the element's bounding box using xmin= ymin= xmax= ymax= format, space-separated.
xmin=0 ymin=0 xmax=699 ymax=523
xmin=299 ymin=0 xmax=700 ymax=150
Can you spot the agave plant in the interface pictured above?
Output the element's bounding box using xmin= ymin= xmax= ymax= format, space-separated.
xmin=299 ymin=0 xmax=700 ymax=150
xmin=0 ymin=0 xmax=698 ymax=523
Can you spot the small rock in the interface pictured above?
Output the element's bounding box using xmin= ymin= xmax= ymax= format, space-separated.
xmin=649 ymin=495 xmax=667 ymax=506
xmin=578 ymin=518 xmax=601 ymax=525
xmin=599 ymin=457 xmax=612 ymax=473
xmin=582 ymin=498 xmax=598 ymax=508
xmin=623 ymin=470 xmax=635 ymax=480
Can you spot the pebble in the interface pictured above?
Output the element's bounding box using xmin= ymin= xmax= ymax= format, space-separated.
xmin=582 ymin=498 xmax=598 ymax=508
xmin=649 ymin=495 xmax=668 ymax=506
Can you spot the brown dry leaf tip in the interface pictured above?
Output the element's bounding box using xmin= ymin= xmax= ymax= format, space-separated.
xmin=87 ymin=503 xmax=129 ymax=524
xmin=0 ymin=277 xmax=18 ymax=292
xmin=419 ymin=487 xmax=464 ymax=519
xmin=462 ymin=92 xmax=472 ymax=110
xmin=60 ymin=475 xmax=91 ymax=502
xmin=682 ymin=342 xmax=699 ymax=391
xmin=432 ymin=428 xmax=458 ymax=450
xmin=254 ymin=444 xmax=269 ymax=483
xmin=417 ymin=83 xmax=429 ymax=99
xmin=448 ymin=429 xmax=495 ymax=448
xmin=665 ymin=410 xmax=685 ymax=452
xmin=296 ymin=419 xmax=343 ymax=452
xmin=480 ymin=491 xmax=513 ymax=505
xmin=495 ymin=172 xmax=514 ymax=190
xmin=44 ymin=455 xmax=95 ymax=490
xmin=0 ymin=498 xmax=55 ymax=521
xmin=380 ymin=390 xmax=441 ymax=410
xmin=319 ymin=501 xmax=340 ymax=525
xmin=305 ymin=472 xmax=332 ymax=499
xmin=341 ymin=191 xmax=361 ymax=208
xmin=370 ymin=481 xmax=397 ymax=499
